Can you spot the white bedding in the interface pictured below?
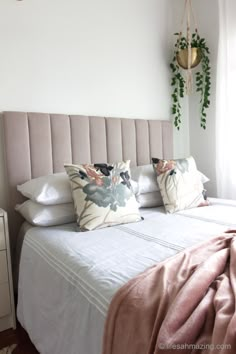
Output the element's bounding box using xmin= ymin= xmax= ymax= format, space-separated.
xmin=17 ymin=198 xmax=236 ymax=354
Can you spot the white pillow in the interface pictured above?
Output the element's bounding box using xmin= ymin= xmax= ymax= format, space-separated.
xmin=130 ymin=164 xmax=159 ymax=194
xmin=131 ymin=164 xmax=209 ymax=192
xmin=130 ymin=180 xmax=139 ymax=196
xmin=15 ymin=200 xmax=75 ymax=226
xmin=130 ymin=164 xmax=162 ymax=208
xmin=130 ymin=164 xmax=209 ymax=209
xmin=17 ymin=172 xmax=139 ymax=207
xmin=17 ymin=172 xmax=72 ymax=205
xmin=136 ymin=191 xmax=163 ymax=208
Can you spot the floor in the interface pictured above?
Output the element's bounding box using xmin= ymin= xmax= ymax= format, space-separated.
xmin=0 ymin=323 xmax=38 ymax=354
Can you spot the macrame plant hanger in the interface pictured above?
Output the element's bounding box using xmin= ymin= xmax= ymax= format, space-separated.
xmin=177 ymin=0 xmax=200 ymax=94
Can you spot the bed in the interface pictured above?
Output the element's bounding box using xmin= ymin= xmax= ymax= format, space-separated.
xmin=2 ymin=112 xmax=236 ymax=354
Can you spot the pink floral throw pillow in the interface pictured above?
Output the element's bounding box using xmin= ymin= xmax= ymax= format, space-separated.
xmin=64 ymin=161 xmax=141 ymax=231
xmin=152 ymin=156 xmax=209 ymax=213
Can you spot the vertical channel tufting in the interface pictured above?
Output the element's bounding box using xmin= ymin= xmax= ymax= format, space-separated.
xmin=147 ymin=121 xmax=151 ymax=163
xmin=28 ymin=113 xmax=53 ymax=178
xmin=50 ymin=114 xmax=72 ymax=171
xmin=162 ymin=121 xmax=173 ymax=159
xmin=3 ymin=111 xmax=31 ymax=186
xmin=106 ymin=118 xmax=123 ymax=163
xmin=89 ymin=116 xmax=107 ymax=163
xmin=88 ymin=116 xmax=91 ymax=163
xmin=121 ymin=119 xmax=137 ymax=166
xmin=68 ymin=116 xmax=73 ymax=164
xmin=149 ymin=120 xmax=163 ymax=159
xmin=27 ymin=113 xmax=32 ymax=179
xmin=2 ymin=112 xmax=32 ymax=253
xmin=105 ymin=117 xmax=108 ymax=163
xmin=70 ymin=115 xmax=91 ymax=164
xmin=49 ymin=114 xmax=54 ymax=172
xmin=2 ymin=112 xmax=174 ymax=254
xmin=136 ymin=120 xmax=150 ymax=165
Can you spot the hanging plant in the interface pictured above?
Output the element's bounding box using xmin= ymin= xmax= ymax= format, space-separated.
xmin=170 ymin=31 xmax=211 ymax=130
xmin=170 ymin=0 xmax=211 ymax=130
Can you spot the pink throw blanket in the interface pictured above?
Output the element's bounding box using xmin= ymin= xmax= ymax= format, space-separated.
xmin=102 ymin=233 xmax=236 ymax=354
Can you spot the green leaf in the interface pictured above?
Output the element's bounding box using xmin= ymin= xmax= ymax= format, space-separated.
xmin=171 ymin=33 xmax=211 ymax=130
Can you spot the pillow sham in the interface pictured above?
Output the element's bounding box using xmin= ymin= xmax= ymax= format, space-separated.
xmin=17 ymin=172 xmax=72 ymax=205
xmin=17 ymin=172 xmax=139 ymax=207
xmin=130 ymin=164 xmax=163 ymax=208
xmin=15 ymin=200 xmax=76 ymax=226
xmin=152 ymin=156 xmax=209 ymax=213
xmin=130 ymin=164 xmax=159 ymax=194
xmin=136 ymin=191 xmax=163 ymax=208
xmin=64 ymin=161 xmax=141 ymax=231
xmin=130 ymin=164 xmax=209 ymax=208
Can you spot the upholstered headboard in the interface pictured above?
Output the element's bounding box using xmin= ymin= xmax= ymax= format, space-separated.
xmin=3 ymin=112 xmax=173 ymax=253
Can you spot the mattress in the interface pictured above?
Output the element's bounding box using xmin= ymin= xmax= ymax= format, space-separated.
xmin=17 ymin=198 xmax=236 ymax=354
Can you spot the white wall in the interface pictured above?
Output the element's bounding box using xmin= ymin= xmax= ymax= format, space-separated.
xmin=188 ymin=0 xmax=219 ymax=196
xmin=0 ymin=0 xmax=189 ymax=209
xmin=168 ymin=0 xmax=190 ymax=161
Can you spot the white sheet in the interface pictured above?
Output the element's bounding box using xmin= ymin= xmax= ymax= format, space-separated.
xmin=13 ymin=221 xmax=33 ymax=291
xmin=17 ymin=199 xmax=236 ymax=354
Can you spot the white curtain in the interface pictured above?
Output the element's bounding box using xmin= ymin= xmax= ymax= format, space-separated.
xmin=216 ymin=0 xmax=236 ymax=199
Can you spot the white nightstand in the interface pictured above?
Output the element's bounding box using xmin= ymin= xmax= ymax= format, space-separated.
xmin=0 ymin=209 xmax=16 ymax=331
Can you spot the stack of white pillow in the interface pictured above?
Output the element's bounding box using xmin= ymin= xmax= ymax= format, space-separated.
xmin=16 ymin=173 xmax=76 ymax=226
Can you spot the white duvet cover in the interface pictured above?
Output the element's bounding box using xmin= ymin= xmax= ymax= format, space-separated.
xmin=17 ymin=198 xmax=236 ymax=354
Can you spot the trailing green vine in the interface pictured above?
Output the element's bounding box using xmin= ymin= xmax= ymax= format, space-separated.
xmin=170 ymin=31 xmax=211 ymax=130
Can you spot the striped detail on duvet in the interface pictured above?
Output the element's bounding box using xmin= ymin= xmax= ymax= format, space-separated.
xmin=177 ymin=211 xmax=236 ymax=226
xmin=115 ymin=225 xmax=184 ymax=252
xmin=24 ymin=225 xmax=184 ymax=316
xmin=24 ymin=236 xmax=109 ymax=316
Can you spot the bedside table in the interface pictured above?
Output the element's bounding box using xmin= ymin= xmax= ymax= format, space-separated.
xmin=0 ymin=209 xmax=16 ymax=331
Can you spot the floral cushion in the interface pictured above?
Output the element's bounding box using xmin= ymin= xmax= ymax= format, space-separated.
xmin=64 ymin=161 xmax=141 ymax=231
xmin=152 ymin=156 xmax=209 ymax=213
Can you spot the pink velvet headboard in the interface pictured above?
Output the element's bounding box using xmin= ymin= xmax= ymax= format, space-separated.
xmin=2 ymin=112 xmax=173 ymax=253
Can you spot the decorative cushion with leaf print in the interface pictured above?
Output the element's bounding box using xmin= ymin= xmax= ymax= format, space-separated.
xmin=64 ymin=161 xmax=141 ymax=231
xmin=152 ymin=156 xmax=209 ymax=213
